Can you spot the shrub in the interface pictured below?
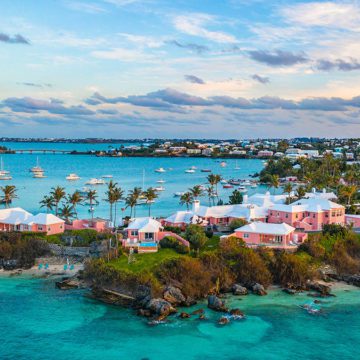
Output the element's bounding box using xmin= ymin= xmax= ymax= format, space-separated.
xmin=229 ymin=218 xmax=247 ymax=232
xmin=322 ymin=224 xmax=348 ymax=238
xmin=185 ymin=224 xmax=207 ymax=253
xmin=330 ymin=242 xmax=360 ymax=275
xmin=163 ymin=225 xmax=182 ymax=234
xmin=159 ymin=236 xmax=189 ymax=254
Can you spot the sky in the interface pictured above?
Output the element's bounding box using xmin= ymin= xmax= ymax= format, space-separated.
xmin=1 ymin=0 xmax=360 ymax=139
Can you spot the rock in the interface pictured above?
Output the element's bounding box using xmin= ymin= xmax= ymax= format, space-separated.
xmin=306 ymin=281 xmax=331 ymax=295
xmin=199 ymin=314 xmax=206 ymax=320
xmin=179 ymin=312 xmax=190 ymax=319
xmin=252 ymin=283 xmax=267 ymax=296
xmin=232 ymin=284 xmax=248 ymax=296
xmin=307 ymin=292 xmax=336 ymax=298
xmin=282 ymin=288 xmax=297 ymax=295
xmin=229 ymin=308 xmax=244 ymax=317
xmin=163 ymin=286 xmax=186 ymax=306
xmin=89 ymin=287 xmax=136 ymax=307
xmin=191 ymin=308 xmax=204 ymax=315
xmin=137 ymin=309 xmax=152 ymax=317
xmin=218 ymin=316 xmax=230 ymax=325
xmin=135 ymin=285 xmax=152 ymax=308
xmin=55 ymin=278 xmax=79 ymax=290
xmin=207 ymin=295 xmax=228 ymax=312
xmin=147 ymin=298 xmax=177 ymax=317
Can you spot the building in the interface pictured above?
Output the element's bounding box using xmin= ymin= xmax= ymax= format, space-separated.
xmin=66 ymin=218 xmax=111 ymax=232
xmin=304 ymin=188 xmax=338 ymax=201
xmin=0 ymin=207 xmax=64 ymax=235
xmin=187 ymin=149 xmax=202 ymax=155
xmin=257 ymin=150 xmax=273 ymax=157
xmin=268 ymin=198 xmax=345 ymax=231
xmin=232 ymin=222 xmax=307 ymax=248
xmin=345 ymin=214 xmax=360 ymax=229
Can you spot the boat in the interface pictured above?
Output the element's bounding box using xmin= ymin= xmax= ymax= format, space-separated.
xmin=251 ymin=182 xmax=258 ymax=188
xmin=229 ymin=179 xmax=241 ymax=185
xmin=154 ymin=186 xmax=165 ymax=192
xmin=238 ymin=186 xmax=247 ymax=193
xmin=190 ymin=166 xmax=197 ymax=170
xmin=220 ymin=161 xmax=227 ymax=167
xmin=0 ymin=157 xmax=10 ymax=176
xmin=85 ymin=178 xmax=105 ymax=185
xmin=220 ymin=179 xmax=228 ymax=184
xmin=223 ymin=184 xmax=234 ymax=189
xmin=0 ymin=175 xmax=12 ymax=180
xmin=137 ymin=197 xmax=155 ymax=205
xmin=242 ymin=180 xmax=252 ymax=186
xmin=201 ymin=169 xmax=212 ymax=172
xmin=155 ymin=167 xmax=166 ymax=173
xmin=235 ymin=160 xmax=240 ymax=170
xmin=66 ymin=173 xmax=80 ymax=181
xmin=30 ymin=156 xmax=43 ymax=173
xmin=101 ymin=175 xmax=113 ymax=178
xmin=157 ymin=179 xmax=166 ymax=184
xmin=33 ymin=172 xmax=46 ymax=178
xmin=174 ymin=192 xmax=185 ymax=197
xmin=185 ymin=169 xmax=196 ymax=173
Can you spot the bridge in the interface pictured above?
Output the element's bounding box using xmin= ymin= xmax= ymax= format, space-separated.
xmin=13 ymin=149 xmax=72 ymax=154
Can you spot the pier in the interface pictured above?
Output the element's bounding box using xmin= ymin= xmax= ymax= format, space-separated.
xmin=13 ymin=149 xmax=72 ymax=154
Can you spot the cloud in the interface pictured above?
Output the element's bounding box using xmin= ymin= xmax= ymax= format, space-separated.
xmin=248 ymin=50 xmax=308 ymax=66
xmin=17 ymin=82 xmax=52 ymax=88
xmin=316 ymin=58 xmax=360 ymax=72
xmin=251 ymin=74 xmax=270 ymax=84
xmin=0 ymin=33 xmax=30 ymax=45
xmin=91 ymin=47 xmax=153 ymax=61
xmin=167 ymin=40 xmax=209 ymax=54
xmin=173 ymin=13 xmax=237 ymax=43
xmin=103 ymin=0 xmax=141 ymax=6
xmin=184 ymin=74 xmax=205 ymax=84
xmin=65 ymin=1 xmax=107 ymax=13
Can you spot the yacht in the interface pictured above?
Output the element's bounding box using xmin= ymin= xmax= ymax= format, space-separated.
xmin=223 ymin=184 xmax=233 ymax=189
xmin=220 ymin=161 xmax=227 ymax=167
xmin=238 ymin=186 xmax=247 ymax=193
xmin=251 ymin=182 xmax=258 ymax=188
xmin=33 ymin=172 xmax=46 ymax=178
xmin=229 ymin=179 xmax=241 ymax=185
xmin=154 ymin=186 xmax=165 ymax=192
xmin=30 ymin=156 xmax=43 ymax=173
xmin=102 ymin=175 xmax=113 ymax=178
xmin=0 ymin=174 xmax=12 ymax=180
xmin=242 ymin=180 xmax=252 ymax=186
xmin=85 ymin=178 xmax=105 ymax=185
xmin=155 ymin=167 xmax=166 ymax=173
xmin=201 ymin=169 xmax=212 ymax=172
xmin=157 ymin=179 xmax=166 ymax=184
xmin=220 ymin=179 xmax=228 ymax=184
xmin=174 ymin=192 xmax=185 ymax=197
xmin=0 ymin=157 xmax=10 ymax=176
xmin=235 ymin=160 xmax=240 ymax=170
xmin=185 ymin=169 xmax=196 ymax=173
xmin=66 ymin=173 xmax=80 ymax=181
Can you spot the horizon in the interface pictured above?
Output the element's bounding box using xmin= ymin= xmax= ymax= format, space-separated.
xmin=1 ymin=0 xmax=360 ymax=138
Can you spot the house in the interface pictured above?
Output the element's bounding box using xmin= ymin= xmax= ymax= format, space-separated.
xmin=66 ymin=218 xmax=111 ymax=232
xmin=345 ymin=214 xmax=360 ymax=229
xmin=231 ymin=222 xmax=307 ymax=248
xmin=304 ymin=188 xmax=338 ymax=201
xmin=268 ymin=198 xmax=345 ymax=231
xmin=163 ymin=211 xmax=200 ymax=229
xmin=0 ymin=207 xmax=64 ymax=235
xmin=123 ymin=217 xmax=189 ymax=253
xmin=257 ymin=150 xmax=273 ymax=157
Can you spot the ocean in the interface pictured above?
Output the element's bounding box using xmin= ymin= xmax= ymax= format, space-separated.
xmin=0 ymin=141 xmax=266 ymax=219
xmin=0 ymin=276 xmax=359 ymax=360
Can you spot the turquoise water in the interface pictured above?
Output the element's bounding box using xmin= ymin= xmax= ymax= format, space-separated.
xmin=0 ymin=142 xmax=266 ymax=219
xmin=1 ymin=277 xmax=360 ymax=360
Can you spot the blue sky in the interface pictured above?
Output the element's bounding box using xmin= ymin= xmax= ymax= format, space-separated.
xmin=1 ymin=0 xmax=360 ymax=138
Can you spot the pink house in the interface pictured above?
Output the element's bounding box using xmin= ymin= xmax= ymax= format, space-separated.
xmin=66 ymin=218 xmax=110 ymax=232
xmin=345 ymin=214 xmax=360 ymax=229
xmin=231 ymin=222 xmax=307 ymax=248
xmin=268 ymin=198 xmax=345 ymax=231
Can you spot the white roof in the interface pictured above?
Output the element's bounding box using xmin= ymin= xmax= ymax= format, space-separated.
xmin=0 ymin=207 xmax=33 ymax=225
xmin=271 ymin=198 xmax=344 ymax=213
xmin=236 ymin=222 xmax=295 ymax=235
xmin=304 ymin=191 xmax=338 ymax=201
xmin=164 ymin=211 xmax=197 ymax=224
xmin=127 ymin=217 xmax=162 ymax=232
xmin=245 ymin=192 xmax=288 ymax=207
xmin=25 ymin=213 xmax=64 ymax=225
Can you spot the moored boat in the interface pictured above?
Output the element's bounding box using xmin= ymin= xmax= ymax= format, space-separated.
xmin=66 ymin=173 xmax=80 ymax=181
xmin=185 ymin=169 xmax=195 ymax=173
xmin=85 ymin=178 xmax=105 ymax=185
xmin=155 ymin=167 xmax=166 ymax=173
xmin=201 ymin=169 xmax=212 ymax=172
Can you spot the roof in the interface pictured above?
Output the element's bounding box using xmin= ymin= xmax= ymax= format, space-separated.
xmin=127 ymin=217 xmax=162 ymax=232
xmin=164 ymin=211 xmax=197 ymax=224
xmin=271 ymin=198 xmax=344 ymax=213
xmin=0 ymin=207 xmax=33 ymax=225
xmin=236 ymin=222 xmax=295 ymax=235
xmin=25 ymin=213 xmax=65 ymax=225
xmin=304 ymin=191 xmax=338 ymax=201
xmin=245 ymin=192 xmax=288 ymax=207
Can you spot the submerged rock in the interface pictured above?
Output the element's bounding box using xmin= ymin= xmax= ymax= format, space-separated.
xmin=147 ymin=298 xmax=177 ymax=317
xmin=199 ymin=314 xmax=206 ymax=320
xmin=163 ymin=286 xmax=186 ymax=306
xmin=229 ymin=308 xmax=244 ymax=317
xmin=252 ymin=283 xmax=267 ymax=296
xmin=282 ymin=288 xmax=297 ymax=295
xmin=218 ymin=316 xmax=230 ymax=325
xmin=137 ymin=309 xmax=152 ymax=317
xmin=232 ymin=284 xmax=248 ymax=296
xmin=208 ymin=295 xmax=228 ymax=312
xmin=191 ymin=308 xmax=204 ymax=315
xmin=179 ymin=312 xmax=190 ymax=319
xmin=55 ymin=278 xmax=80 ymax=290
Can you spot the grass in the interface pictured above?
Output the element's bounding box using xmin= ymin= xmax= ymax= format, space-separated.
xmin=108 ymin=248 xmax=184 ymax=274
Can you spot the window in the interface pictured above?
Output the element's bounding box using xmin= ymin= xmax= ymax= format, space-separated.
xmin=144 ymin=232 xmax=154 ymax=240
xmin=243 ymin=233 xmax=249 ymax=238
xmin=295 ymin=214 xmax=298 ymax=219
xmin=38 ymin=226 xmax=43 ymax=231
xmin=131 ymin=230 xmax=138 ymax=236
xmin=48 ymin=227 xmax=51 ymax=231
xmin=285 ymin=214 xmax=288 ymax=218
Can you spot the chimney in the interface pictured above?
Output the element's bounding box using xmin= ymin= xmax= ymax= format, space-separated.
xmin=323 ymin=188 xmax=326 ymax=193
xmin=265 ymin=191 xmax=270 ymax=196
xmin=312 ymin=187 xmax=316 ymax=194
xmin=243 ymin=194 xmax=248 ymax=204
xmin=192 ymin=200 xmax=200 ymax=213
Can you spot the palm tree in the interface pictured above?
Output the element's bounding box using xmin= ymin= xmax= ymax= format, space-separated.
xmin=128 ymin=187 xmax=142 ymax=217
xmin=86 ymin=190 xmax=98 ymax=223
xmin=142 ymin=187 xmax=158 ymax=216
xmin=205 ymin=185 xmax=215 ymax=206
xmin=189 ymin=185 xmax=203 ymax=200
xmin=1 ymin=185 xmax=17 ymax=208
xmin=40 ymin=195 xmax=55 ymax=213
xmin=67 ymin=191 xmax=82 ymax=218
xmin=179 ymin=192 xmax=193 ymax=210
xmin=112 ymin=186 xmax=124 ymax=226
xmin=295 ymin=186 xmax=306 ymax=199
xmin=105 ymin=180 xmax=118 ymax=222
xmin=339 ymin=185 xmax=358 ymax=206
xmin=268 ymin=174 xmax=280 ymax=194
xmin=125 ymin=193 xmax=137 ymax=218
xmin=50 ymin=186 xmax=66 ymax=215
xmin=283 ymin=183 xmax=293 ymax=204
xmin=59 ymin=204 xmax=75 ymax=224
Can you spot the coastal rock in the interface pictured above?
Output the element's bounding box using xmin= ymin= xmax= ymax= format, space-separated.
xmin=55 ymin=278 xmax=79 ymax=290
xmin=218 ymin=316 xmax=230 ymax=325
xmin=207 ymin=295 xmax=228 ymax=312
xmin=306 ymin=281 xmax=331 ymax=295
xmin=163 ymin=286 xmax=186 ymax=306
xmin=330 ymin=274 xmax=360 ymax=287
xmin=134 ymin=285 xmax=152 ymax=308
xmin=199 ymin=314 xmax=206 ymax=320
xmin=147 ymin=298 xmax=177 ymax=317
xmin=229 ymin=308 xmax=244 ymax=317
xmin=232 ymin=284 xmax=248 ymax=296
xmin=191 ymin=308 xmax=204 ymax=315
xmin=90 ymin=287 xmax=135 ymax=306
xmin=137 ymin=309 xmax=152 ymax=317
xmin=282 ymin=288 xmax=297 ymax=295
xmin=252 ymin=283 xmax=267 ymax=296
xmin=179 ymin=312 xmax=190 ymax=319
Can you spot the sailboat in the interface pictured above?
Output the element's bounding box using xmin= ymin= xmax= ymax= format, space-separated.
xmin=0 ymin=158 xmax=12 ymax=180
xmin=235 ymin=160 xmax=240 ymax=170
xmin=30 ymin=156 xmax=43 ymax=173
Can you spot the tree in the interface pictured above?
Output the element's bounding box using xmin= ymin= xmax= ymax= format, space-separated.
xmin=128 ymin=187 xmax=142 ymax=217
xmin=339 ymin=185 xmax=358 ymax=206
xmin=229 ymin=218 xmax=247 ymax=231
xmin=112 ymin=186 xmax=124 ymax=226
xmin=179 ymin=192 xmax=193 ymax=210
xmin=86 ymin=190 xmax=98 ymax=223
xmin=105 ymin=180 xmax=118 ymax=222
xmin=59 ymin=204 xmax=75 ymax=224
xmin=142 ymin=187 xmax=158 ymax=216
xmin=50 ymin=186 xmax=66 ymax=215
xmin=40 ymin=195 xmax=55 ymax=213
xmin=283 ymin=183 xmax=293 ymax=204
xmin=269 ymin=174 xmax=280 ymax=194
xmin=295 ymin=186 xmax=306 ymax=199
xmin=207 ymin=174 xmax=221 ymax=197
xmin=185 ymin=224 xmax=207 ymax=255
xmin=189 ymin=185 xmax=203 ymax=200
xmin=125 ymin=193 xmax=137 ymax=218
xmin=205 ymin=185 xmax=215 ymax=206
xmin=67 ymin=191 xmax=82 ymax=218
xmin=229 ymin=190 xmax=243 ymax=205
xmin=1 ymin=185 xmax=17 ymax=208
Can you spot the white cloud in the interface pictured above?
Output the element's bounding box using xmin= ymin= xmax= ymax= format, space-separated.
xmin=91 ymin=47 xmax=155 ymax=61
xmin=173 ymin=13 xmax=237 ymax=43
xmin=65 ymin=1 xmax=107 ymax=14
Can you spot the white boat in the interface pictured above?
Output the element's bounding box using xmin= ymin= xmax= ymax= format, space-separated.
xmin=238 ymin=186 xmax=247 ymax=193
xmin=85 ymin=178 xmax=105 ymax=185
xmin=30 ymin=156 xmax=43 ymax=173
xmin=243 ymin=180 xmax=252 ymax=186
xmin=220 ymin=161 xmax=227 ymax=167
xmin=155 ymin=167 xmax=166 ymax=173
xmin=174 ymin=192 xmax=185 ymax=197
xmin=33 ymin=172 xmax=46 ymax=178
xmin=251 ymin=182 xmax=258 ymax=188
xmin=190 ymin=166 xmax=197 ymax=170
xmin=235 ymin=160 xmax=240 ymax=170
xmin=220 ymin=179 xmax=228 ymax=184
xmin=157 ymin=179 xmax=166 ymax=184
xmin=66 ymin=173 xmax=80 ymax=181
xmin=137 ymin=198 xmax=155 ymax=205
xmin=154 ymin=186 xmax=165 ymax=192
xmin=0 ymin=157 xmax=10 ymax=176
xmin=102 ymin=175 xmax=113 ymax=178
xmin=185 ymin=169 xmax=195 ymax=173
xmin=0 ymin=174 xmax=12 ymax=180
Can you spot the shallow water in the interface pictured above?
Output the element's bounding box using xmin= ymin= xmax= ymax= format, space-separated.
xmin=0 ymin=142 xmax=266 ymax=219
xmin=1 ymin=277 xmax=359 ymax=360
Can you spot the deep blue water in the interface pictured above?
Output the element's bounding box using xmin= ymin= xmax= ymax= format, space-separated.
xmin=0 ymin=142 xmax=266 ymax=219
xmin=1 ymin=277 xmax=359 ymax=360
